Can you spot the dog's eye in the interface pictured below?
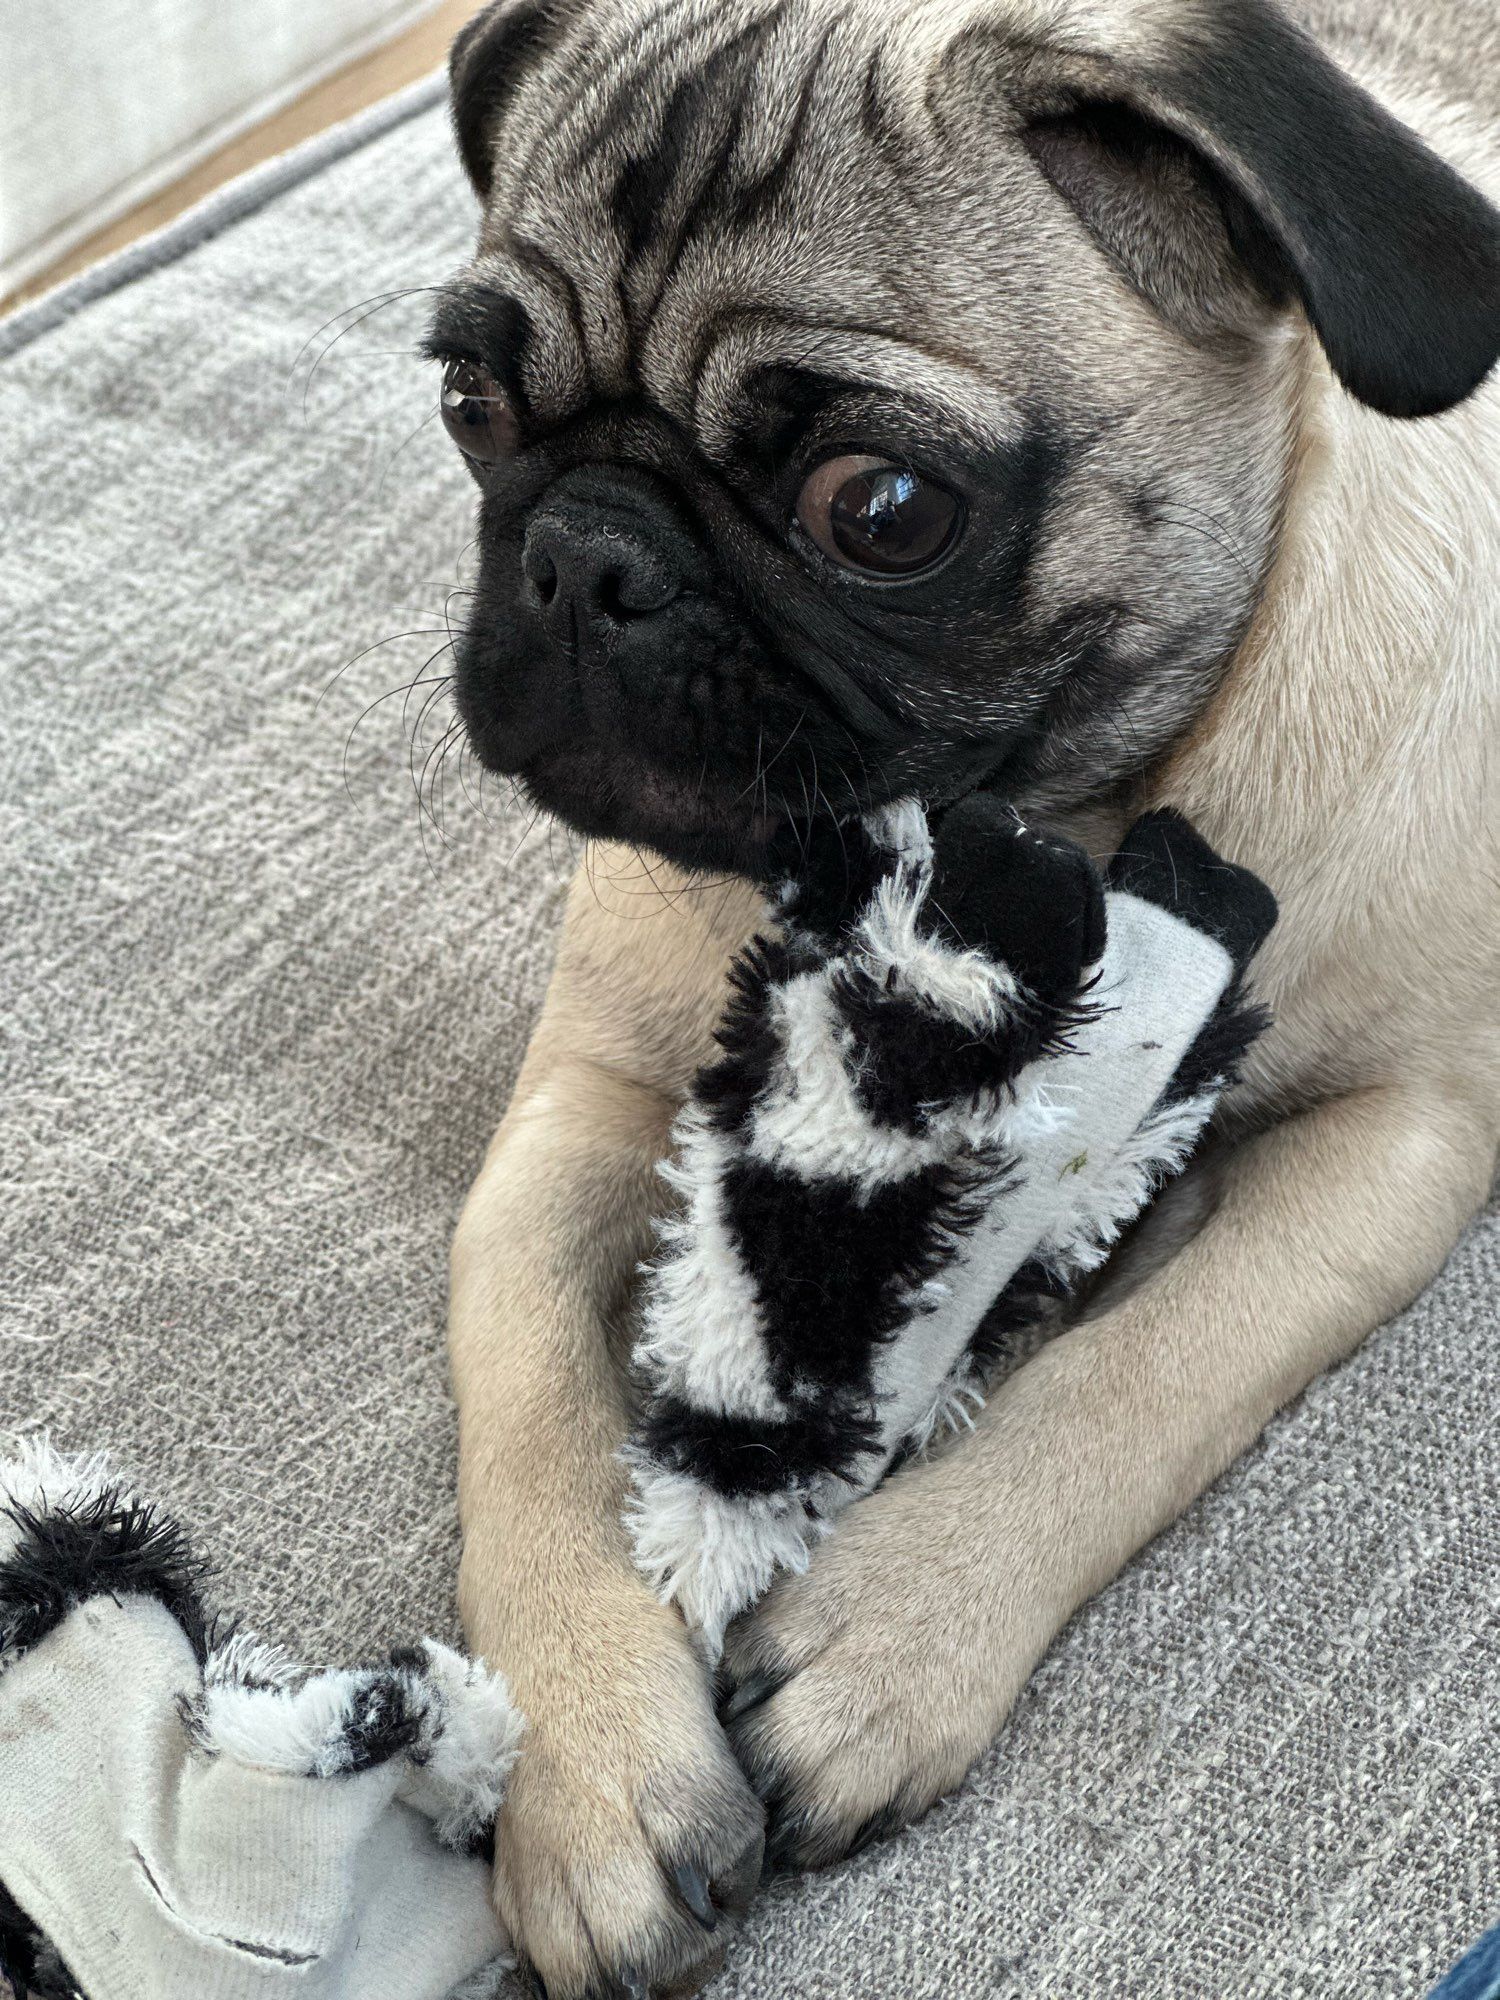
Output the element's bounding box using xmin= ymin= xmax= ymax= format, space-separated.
xmin=439 ymin=357 xmax=517 ymax=462
xmin=795 ymin=455 xmax=963 ymax=577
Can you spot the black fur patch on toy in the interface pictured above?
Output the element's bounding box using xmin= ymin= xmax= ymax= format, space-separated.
xmin=927 ymin=791 xmax=1108 ymax=992
xmin=720 ymin=1150 xmax=1013 ymax=1403
xmin=0 ymin=1481 xmax=211 ymax=1668
xmin=334 ymin=1674 xmax=428 ymax=1774
xmin=1157 ymin=974 xmax=1271 ymax=1108
xmin=695 ymin=936 xmax=797 ymax=1137
xmin=963 ymin=1257 xmax=1076 ymax=1383
xmin=816 ymin=794 xmax=1109 ymax=1133
xmin=831 ymin=968 xmax=1100 ymax=1136
xmin=636 ymin=1393 xmax=882 ymax=1498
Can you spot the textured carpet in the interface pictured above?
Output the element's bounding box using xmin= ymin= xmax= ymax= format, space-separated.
xmin=2 ymin=79 xmax=1496 ymax=2000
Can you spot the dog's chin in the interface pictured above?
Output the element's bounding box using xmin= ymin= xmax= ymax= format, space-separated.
xmin=518 ymin=742 xmax=785 ymax=878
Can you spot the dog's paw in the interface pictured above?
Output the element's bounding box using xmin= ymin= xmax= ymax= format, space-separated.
xmin=492 ymin=1608 xmax=764 ymax=2000
xmin=717 ymin=1480 xmax=1024 ymax=1874
xmin=929 ymin=794 xmax=1107 ymax=1002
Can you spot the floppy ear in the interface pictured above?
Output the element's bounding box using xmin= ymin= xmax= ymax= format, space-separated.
xmin=449 ymin=0 xmax=573 ymax=202
xmin=1018 ymin=0 xmax=1500 ymax=418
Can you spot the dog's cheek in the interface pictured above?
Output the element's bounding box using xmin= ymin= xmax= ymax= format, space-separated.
xmin=452 ymin=555 xmax=569 ymax=772
xmin=1026 ymin=472 xmax=1144 ymax=618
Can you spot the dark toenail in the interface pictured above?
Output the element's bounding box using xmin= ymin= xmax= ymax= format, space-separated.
xmin=845 ymin=1799 xmax=908 ymax=1860
xmin=671 ymin=1861 xmax=717 ymax=1931
xmin=712 ymin=1825 xmax=768 ymax=1917
xmin=719 ymin=1666 xmax=787 ymax=1724
xmin=764 ymin=1806 xmax=813 ymax=1876
xmin=619 ymin=1962 xmax=650 ymax=2000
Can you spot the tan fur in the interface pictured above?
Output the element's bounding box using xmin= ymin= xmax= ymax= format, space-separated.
xmin=448 ymin=7 xmax=1500 ymax=1991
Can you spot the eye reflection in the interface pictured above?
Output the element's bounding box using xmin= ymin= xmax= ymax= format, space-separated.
xmin=795 ymin=454 xmax=964 ymax=577
xmin=439 ymin=357 xmax=518 ymax=463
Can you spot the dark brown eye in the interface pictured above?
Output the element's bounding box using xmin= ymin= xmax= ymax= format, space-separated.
xmin=439 ymin=357 xmax=518 ymax=463
xmin=795 ymin=454 xmax=963 ymax=576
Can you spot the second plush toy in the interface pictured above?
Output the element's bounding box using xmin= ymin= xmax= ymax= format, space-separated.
xmin=625 ymin=797 xmax=1277 ymax=1655
xmin=0 ymin=1443 xmax=523 ymax=2000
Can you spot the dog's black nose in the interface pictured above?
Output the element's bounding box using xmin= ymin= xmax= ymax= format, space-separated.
xmin=522 ymin=507 xmax=682 ymax=640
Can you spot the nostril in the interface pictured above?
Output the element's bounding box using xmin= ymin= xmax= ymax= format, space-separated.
xmin=525 ymin=552 xmax=558 ymax=608
xmin=523 ymin=512 xmax=684 ymax=630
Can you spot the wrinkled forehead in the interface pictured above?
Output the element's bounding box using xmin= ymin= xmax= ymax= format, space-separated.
xmin=460 ymin=0 xmax=1025 ymax=455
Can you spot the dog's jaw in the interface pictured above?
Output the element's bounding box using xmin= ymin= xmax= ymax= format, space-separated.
xmin=518 ymin=742 xmax=784 ymax=877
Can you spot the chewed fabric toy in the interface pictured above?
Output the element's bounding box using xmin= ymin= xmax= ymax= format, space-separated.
xmin=0 ymin=1443 xmax=522 ymax=2000
xmin=625 ymin=798 xmax=1277 ymax=1655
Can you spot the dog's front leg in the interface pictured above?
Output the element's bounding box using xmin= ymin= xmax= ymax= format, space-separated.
xmin=451 ymin=861 xmax=766 ymax=1997
xmin=722 ymin=1080 xmax=1495 ymax=1868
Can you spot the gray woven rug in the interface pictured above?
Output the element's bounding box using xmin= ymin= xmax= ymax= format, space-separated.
xmin=2 ymin=78 xmax=1496 ymax=2000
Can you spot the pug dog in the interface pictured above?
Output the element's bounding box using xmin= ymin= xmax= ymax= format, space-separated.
xmin=433 ymin=0 xmax=1500 ymax=1992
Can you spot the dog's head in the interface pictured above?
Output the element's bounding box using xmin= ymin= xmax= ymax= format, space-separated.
xmin=431 ymin=0 xmax=1500 ymax=874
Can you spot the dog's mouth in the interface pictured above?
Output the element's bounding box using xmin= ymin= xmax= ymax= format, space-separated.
xmin=518 ymin=740 xmax=789 ymax=876
xmin=512 ymin=726 xmax=1027 ymax=882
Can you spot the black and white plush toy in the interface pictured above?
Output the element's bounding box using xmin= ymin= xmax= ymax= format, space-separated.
xmin=626 ymin=797 xmax=1277 ymax=1655
xmin=0 ymin=1444 xmax=523 ymax=2000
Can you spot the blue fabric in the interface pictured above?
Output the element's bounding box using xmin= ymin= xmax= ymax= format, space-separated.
xmin=1432 ymin=1926 xmax=1500 ymax=2000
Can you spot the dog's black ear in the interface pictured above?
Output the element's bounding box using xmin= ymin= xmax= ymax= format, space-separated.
xmin=449 ymin=0 xmax=572 ymax=201
xmin=1020 ymin=0 xmax=1500 ymax=418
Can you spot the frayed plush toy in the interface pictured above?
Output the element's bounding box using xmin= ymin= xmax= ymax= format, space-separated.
xmin=625 ymin=798 xmax=1276 ymax=1655
xmin=0 ymin=1444 xmax=522 ymax=2000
